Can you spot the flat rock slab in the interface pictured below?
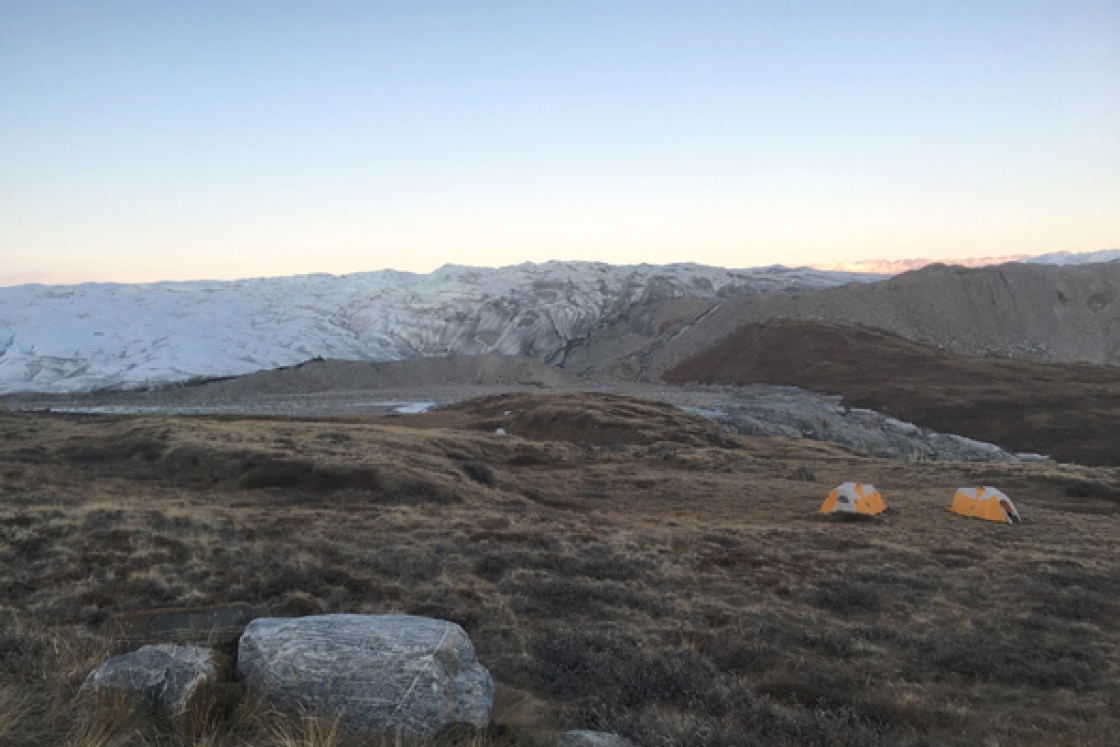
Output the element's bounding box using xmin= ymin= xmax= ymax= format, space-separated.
xmin=82 ymin=644 xmax=231 ymax=735
xmin=237 ymin=614 xmax=493 ymax=737
xmin=109 ymin=603 xmax=256 ymax=650
xmin=558 ymin=731 xmax=637 ymax=747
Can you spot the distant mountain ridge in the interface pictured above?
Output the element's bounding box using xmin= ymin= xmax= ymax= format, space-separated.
xmin=3 ymin=251 xmax=1117 ymax=395
xmin=564 ymin=260 xmax=1120 ymax=380
xmin=812 ymin=248 xmax=1120 ymax=274
xmin=811 ymin=255 xmax=1030 ymax=273
xmin=1025 ymin=249 xmax=1120 ymax=265
xmin=0 ymin=261 xmax=874 ymax=394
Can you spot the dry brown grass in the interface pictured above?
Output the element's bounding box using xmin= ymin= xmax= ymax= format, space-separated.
xmin=1 ymin=397 xmax=1119 ymax=746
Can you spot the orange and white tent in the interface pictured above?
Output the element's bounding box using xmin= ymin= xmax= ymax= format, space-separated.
xmin=820 ymin=482 xmax=887 ymax=516
xmin=949 ymin=487 xmax=1020 ymax=524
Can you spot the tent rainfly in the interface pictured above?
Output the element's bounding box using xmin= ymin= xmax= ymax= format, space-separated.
xmin=820 ymin=482 xmax=887 ymax=516
xmin=949 ymin=487 xmax=1020 ymax=524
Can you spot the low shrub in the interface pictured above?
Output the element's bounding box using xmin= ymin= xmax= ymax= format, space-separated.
xmin=812 ymin=580 xmax=882 ymax=614
xmin=458 ymin=459 xmax=496 ymax=486
xmin=924 ymin=632 xmax=1099 ymax=691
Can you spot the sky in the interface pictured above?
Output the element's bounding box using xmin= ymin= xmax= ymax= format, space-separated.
xmin=1 ymin=1 xmax=1118 ymax=285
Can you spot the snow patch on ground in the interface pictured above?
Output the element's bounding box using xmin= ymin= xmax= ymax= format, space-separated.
xmin=391 ymin=401 xmax=437 ymax=414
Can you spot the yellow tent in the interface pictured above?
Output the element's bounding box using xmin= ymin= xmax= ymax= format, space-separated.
xmin=949 ymin=487 xmax=1020 ymax=524
xmin=820 ymin=482 xmax=887 ymax=516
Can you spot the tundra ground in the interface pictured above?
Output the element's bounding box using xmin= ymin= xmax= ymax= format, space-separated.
xmin=1 ymin=393 xmax=1118 ymax=746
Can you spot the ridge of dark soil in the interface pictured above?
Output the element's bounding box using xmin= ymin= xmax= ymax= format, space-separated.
xmin=664 ymin=319 xmax=1120 ymax=466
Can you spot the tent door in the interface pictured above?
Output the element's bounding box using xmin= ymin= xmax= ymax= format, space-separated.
xmin=999 ymin=499 xmax=1019 ymax=524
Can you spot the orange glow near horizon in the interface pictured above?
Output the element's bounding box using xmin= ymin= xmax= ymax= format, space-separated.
xmin=2 ymin=3 xmax=1117 ymax=287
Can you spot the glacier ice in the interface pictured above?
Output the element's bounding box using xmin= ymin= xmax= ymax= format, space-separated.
xmin=0 ymin=261 xmax=875 ymax=394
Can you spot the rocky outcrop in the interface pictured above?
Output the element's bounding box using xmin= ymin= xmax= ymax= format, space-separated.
xmin=671 ymin=386 xmax=1023 ymax=462
xmin=81 ymin=644 xmax=231 ymax=735
xmin=236 ymin=614 xmax=493 ymax=737
xmin=558 ymin=731 xmax=637 ymax=747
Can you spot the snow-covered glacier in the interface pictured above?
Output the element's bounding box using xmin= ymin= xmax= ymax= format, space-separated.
xmin=0 ymin=261 xmax=876 ymax=394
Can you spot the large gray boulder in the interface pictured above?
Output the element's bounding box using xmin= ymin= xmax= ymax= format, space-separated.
xmin=81 ymin=644 xmax=231 ymax=735
xmin=236 ymin=614 xmax=493 ymax=737
xmin=558 ymin=731 xmax=637 ymax=747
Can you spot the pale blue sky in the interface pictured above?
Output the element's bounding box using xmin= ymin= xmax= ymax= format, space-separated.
xmin=1 ymin=1 xmax=1117 ymax=284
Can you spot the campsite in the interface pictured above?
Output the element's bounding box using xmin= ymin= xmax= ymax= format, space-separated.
xmin=1 ymin=394 xmax=1117 ymax=746
xmin=3 ymin=3 xmax=1118 ymax=744
xmin=821 ymin=482 xmax=1022 ymax=524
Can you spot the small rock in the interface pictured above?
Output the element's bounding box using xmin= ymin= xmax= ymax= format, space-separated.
xmin=558 ymin=730 xmax=636 ymax=747
xmin=82 ymin=644 xmax=231 ymax=735
xmin=237 ymin=614 xmax=493 ymax=737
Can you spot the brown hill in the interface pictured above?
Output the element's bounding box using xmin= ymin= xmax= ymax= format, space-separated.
xmin=664 ymin=319 xmax=1120 ymax=466
xmin=394 ymin=391 xmax=741 ymax=448
xmin=565 ymin=261 xmax=1120 ymax=380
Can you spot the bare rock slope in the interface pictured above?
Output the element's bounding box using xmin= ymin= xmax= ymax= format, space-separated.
xmin=565 ymin=261 xmax=1120 ymax=380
